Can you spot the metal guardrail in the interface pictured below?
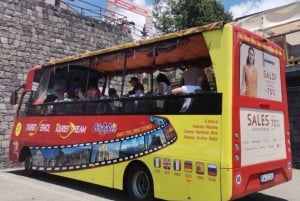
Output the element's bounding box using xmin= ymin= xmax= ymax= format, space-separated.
xmin=60 ymin=0 xmax=154 ymax=39
xmin=62 ymin=0 xmax=127 ymax=24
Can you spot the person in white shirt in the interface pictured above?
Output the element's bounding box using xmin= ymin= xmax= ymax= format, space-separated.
xmin=171 ymin=65 xmax=205 ymax=112
xmin=172 ymin=65 xmax=204 ymax=95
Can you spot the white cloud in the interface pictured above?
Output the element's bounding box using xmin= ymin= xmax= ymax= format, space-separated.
xmin=230 ymin=0 xmax=298 ymax=19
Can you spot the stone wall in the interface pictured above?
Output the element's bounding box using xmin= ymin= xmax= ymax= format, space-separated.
xmin=0 ymin=0 xmax=132 ymax=167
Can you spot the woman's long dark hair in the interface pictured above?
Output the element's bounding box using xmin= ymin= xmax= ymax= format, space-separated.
xmin=157 ymin=73 xmax=170 ymax=85
xmin=246 ymin=46 xmax=255 ymax=65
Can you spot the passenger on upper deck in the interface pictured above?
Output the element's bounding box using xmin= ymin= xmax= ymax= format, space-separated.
xmin=156 ymin=72 xmax=171 ymax=95
xmin=52 ymin=82 xmax=66 ymax=101
xmin=108 ymin=88 xmax=119 ymax=98
xmin=171 ymin=65 xmax=204 ymax=95
xmin=130 ymin=83 xmax=144 ymax=97
xmin=63 ymin=92 xmax=72 ymax=102
xmin=86 ymin=84 xmax=101 ymax=100
xmin=74 ymin=88 xmax=85 ymax=100
xmin=128 ymin=77 xmax=141 ymax=95
xmin=125 ymin=83 xmax=145 ymax=113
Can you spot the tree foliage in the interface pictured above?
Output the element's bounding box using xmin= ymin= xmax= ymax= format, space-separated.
xmin=153 ymin=0 xmax=233 ymax=33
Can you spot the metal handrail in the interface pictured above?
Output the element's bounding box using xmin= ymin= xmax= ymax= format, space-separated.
xmin=62 ymin=0 xmax=127 ymax=24
xmin=60 ymin=0 xmax=155 ymax=39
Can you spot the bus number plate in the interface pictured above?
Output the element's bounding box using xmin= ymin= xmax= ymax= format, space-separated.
xmin=260 ymin=172 xmax=274 ymax=183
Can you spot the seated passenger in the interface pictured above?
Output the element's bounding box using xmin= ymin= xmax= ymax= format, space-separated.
xmin=74 ymin=88 xmax=85 ymax=100
xmin=63 ymin=92 xmax=72 ymax=102
xmin=172 ymin=65 xmax=204 ymax=95
xmin=156 ymin=72 xmax=171 ymax=95
xmin=125 ymin=83 xmax=145 ymax=113
xmin=108 ymin=88 xmax=119 ymax=98
xmin=86 ymin=85 xmax=101 ymax=100
xmin=171 ymin=65 xmax=205 ymax=112
xmin=130 ymin=83 xmax=144 ymax=97
xmin=128 ymin=77 xmax=143 ymax=95
xmin=52 ymin=82 xmax=66 ymax=101
xmin=105 ymin=88 xmax=119 ymax=113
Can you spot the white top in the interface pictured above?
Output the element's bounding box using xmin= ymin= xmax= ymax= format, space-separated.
xmin=181 ymin=85 xmax=202 ymax=94
xmin=157 ymin=82 xmax=171 ymax=95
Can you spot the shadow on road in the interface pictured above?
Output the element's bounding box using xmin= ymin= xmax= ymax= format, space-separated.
xmin=9 ymin=169 xmax=130 ymax=201
xmin=8 ymin=169 xmax=163 ymax=201
xmin=236 ymin=193 xmax=287 ymax=201
xmin=7 ymin=169 xmax=287 ymax=201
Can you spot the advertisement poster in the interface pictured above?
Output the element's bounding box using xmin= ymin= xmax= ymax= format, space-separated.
xmin=240 ymin=108 xmax=286 ymax=166
xmin=240 ymin=43 xmax=282 ymax=101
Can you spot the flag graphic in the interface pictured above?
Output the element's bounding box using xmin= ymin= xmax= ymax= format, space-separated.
xmin=173 ymin=159 xmax=181 ymax=171
xmin=208 ymin=164 xmax=217 ymax=176
xmin=163 ymin=158 xmax=171 ymax=170
xmin=154 ymin=157 xmax=161 ymax=168
xmin=196 ymin=162 xmax=204 ymax=174
xmin=184 ymin=161 xmax=193 ymax=173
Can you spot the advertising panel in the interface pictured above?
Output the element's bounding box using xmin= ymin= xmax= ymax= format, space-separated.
xmin=240 ymin=108 xmax=286 ymax=166
xmin=240 ymin=43 xmax=282 ymax=101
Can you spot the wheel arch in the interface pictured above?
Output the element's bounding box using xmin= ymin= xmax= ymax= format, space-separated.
xmin=123 ymin=160 xmax=153 ymax=193
xmin=19 ymin=147 xmax=31 ymax=162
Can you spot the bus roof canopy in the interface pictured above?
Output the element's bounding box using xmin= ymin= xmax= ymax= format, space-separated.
xmin=44 ymin=22 xmax=223 ymax=73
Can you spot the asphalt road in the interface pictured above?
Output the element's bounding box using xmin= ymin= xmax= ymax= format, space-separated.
xmin=0 ymin=167 xmax=299 ymax=201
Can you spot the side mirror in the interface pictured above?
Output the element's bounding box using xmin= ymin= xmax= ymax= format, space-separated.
xmin=10 ymin=91 xmax=18 ymax=105
xmin=10 ymin=84 xmax=25 ymax=105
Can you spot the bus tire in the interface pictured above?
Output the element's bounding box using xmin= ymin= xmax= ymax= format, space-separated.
xmin=24 ymin=153 xmax=34 ymax=176
xmin=126 ymin=165 xmax=154 ymax=201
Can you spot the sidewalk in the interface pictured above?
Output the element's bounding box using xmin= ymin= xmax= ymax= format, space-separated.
xmin=0 ymin=167 xmax=299 ymax=201
xmin=258 ymin=168 xmax=300 ymax=201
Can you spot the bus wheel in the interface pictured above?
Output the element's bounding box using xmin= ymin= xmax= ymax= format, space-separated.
xmin=126 ymin=165 xmax=154 ymax=201
xmin=24 ymin=153 xmax=34 ymax=176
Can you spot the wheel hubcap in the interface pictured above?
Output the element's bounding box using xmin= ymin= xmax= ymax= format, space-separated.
xmin=133 ymin=171 xmax=150 ymax=198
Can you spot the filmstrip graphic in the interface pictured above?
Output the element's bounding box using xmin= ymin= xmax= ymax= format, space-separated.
xmin=29 ymin=116 xmax=177 ymax=172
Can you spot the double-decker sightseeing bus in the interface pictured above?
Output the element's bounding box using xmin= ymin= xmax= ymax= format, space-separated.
xmin=9 ymin=22 xmax=292 ymax=201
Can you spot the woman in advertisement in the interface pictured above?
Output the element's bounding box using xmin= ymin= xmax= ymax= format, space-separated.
xmin=240 ymin=46 xmax=258 ymax=97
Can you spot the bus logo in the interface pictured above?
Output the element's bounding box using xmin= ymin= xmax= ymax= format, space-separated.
xmin=15 ymin=122 xmax=22 ymax=137
xmin=55 ymin=122 xmax=75 ymax=139
xmin=92 ymin=122 xmax=117 ymax=134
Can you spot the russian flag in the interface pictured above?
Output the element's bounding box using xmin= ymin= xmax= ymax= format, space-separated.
xmin=208 ymin=164 xmax=217 ymax=176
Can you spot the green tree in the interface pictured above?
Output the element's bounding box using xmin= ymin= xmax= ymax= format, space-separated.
xmin=153 ymin=0 xmax=175 ymax=34
xmin=153 ymin=0 xmax=233 ymax=33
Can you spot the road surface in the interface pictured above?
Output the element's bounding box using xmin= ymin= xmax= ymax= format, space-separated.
xmin=0 ymin=167 xmax=299 ymax=201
